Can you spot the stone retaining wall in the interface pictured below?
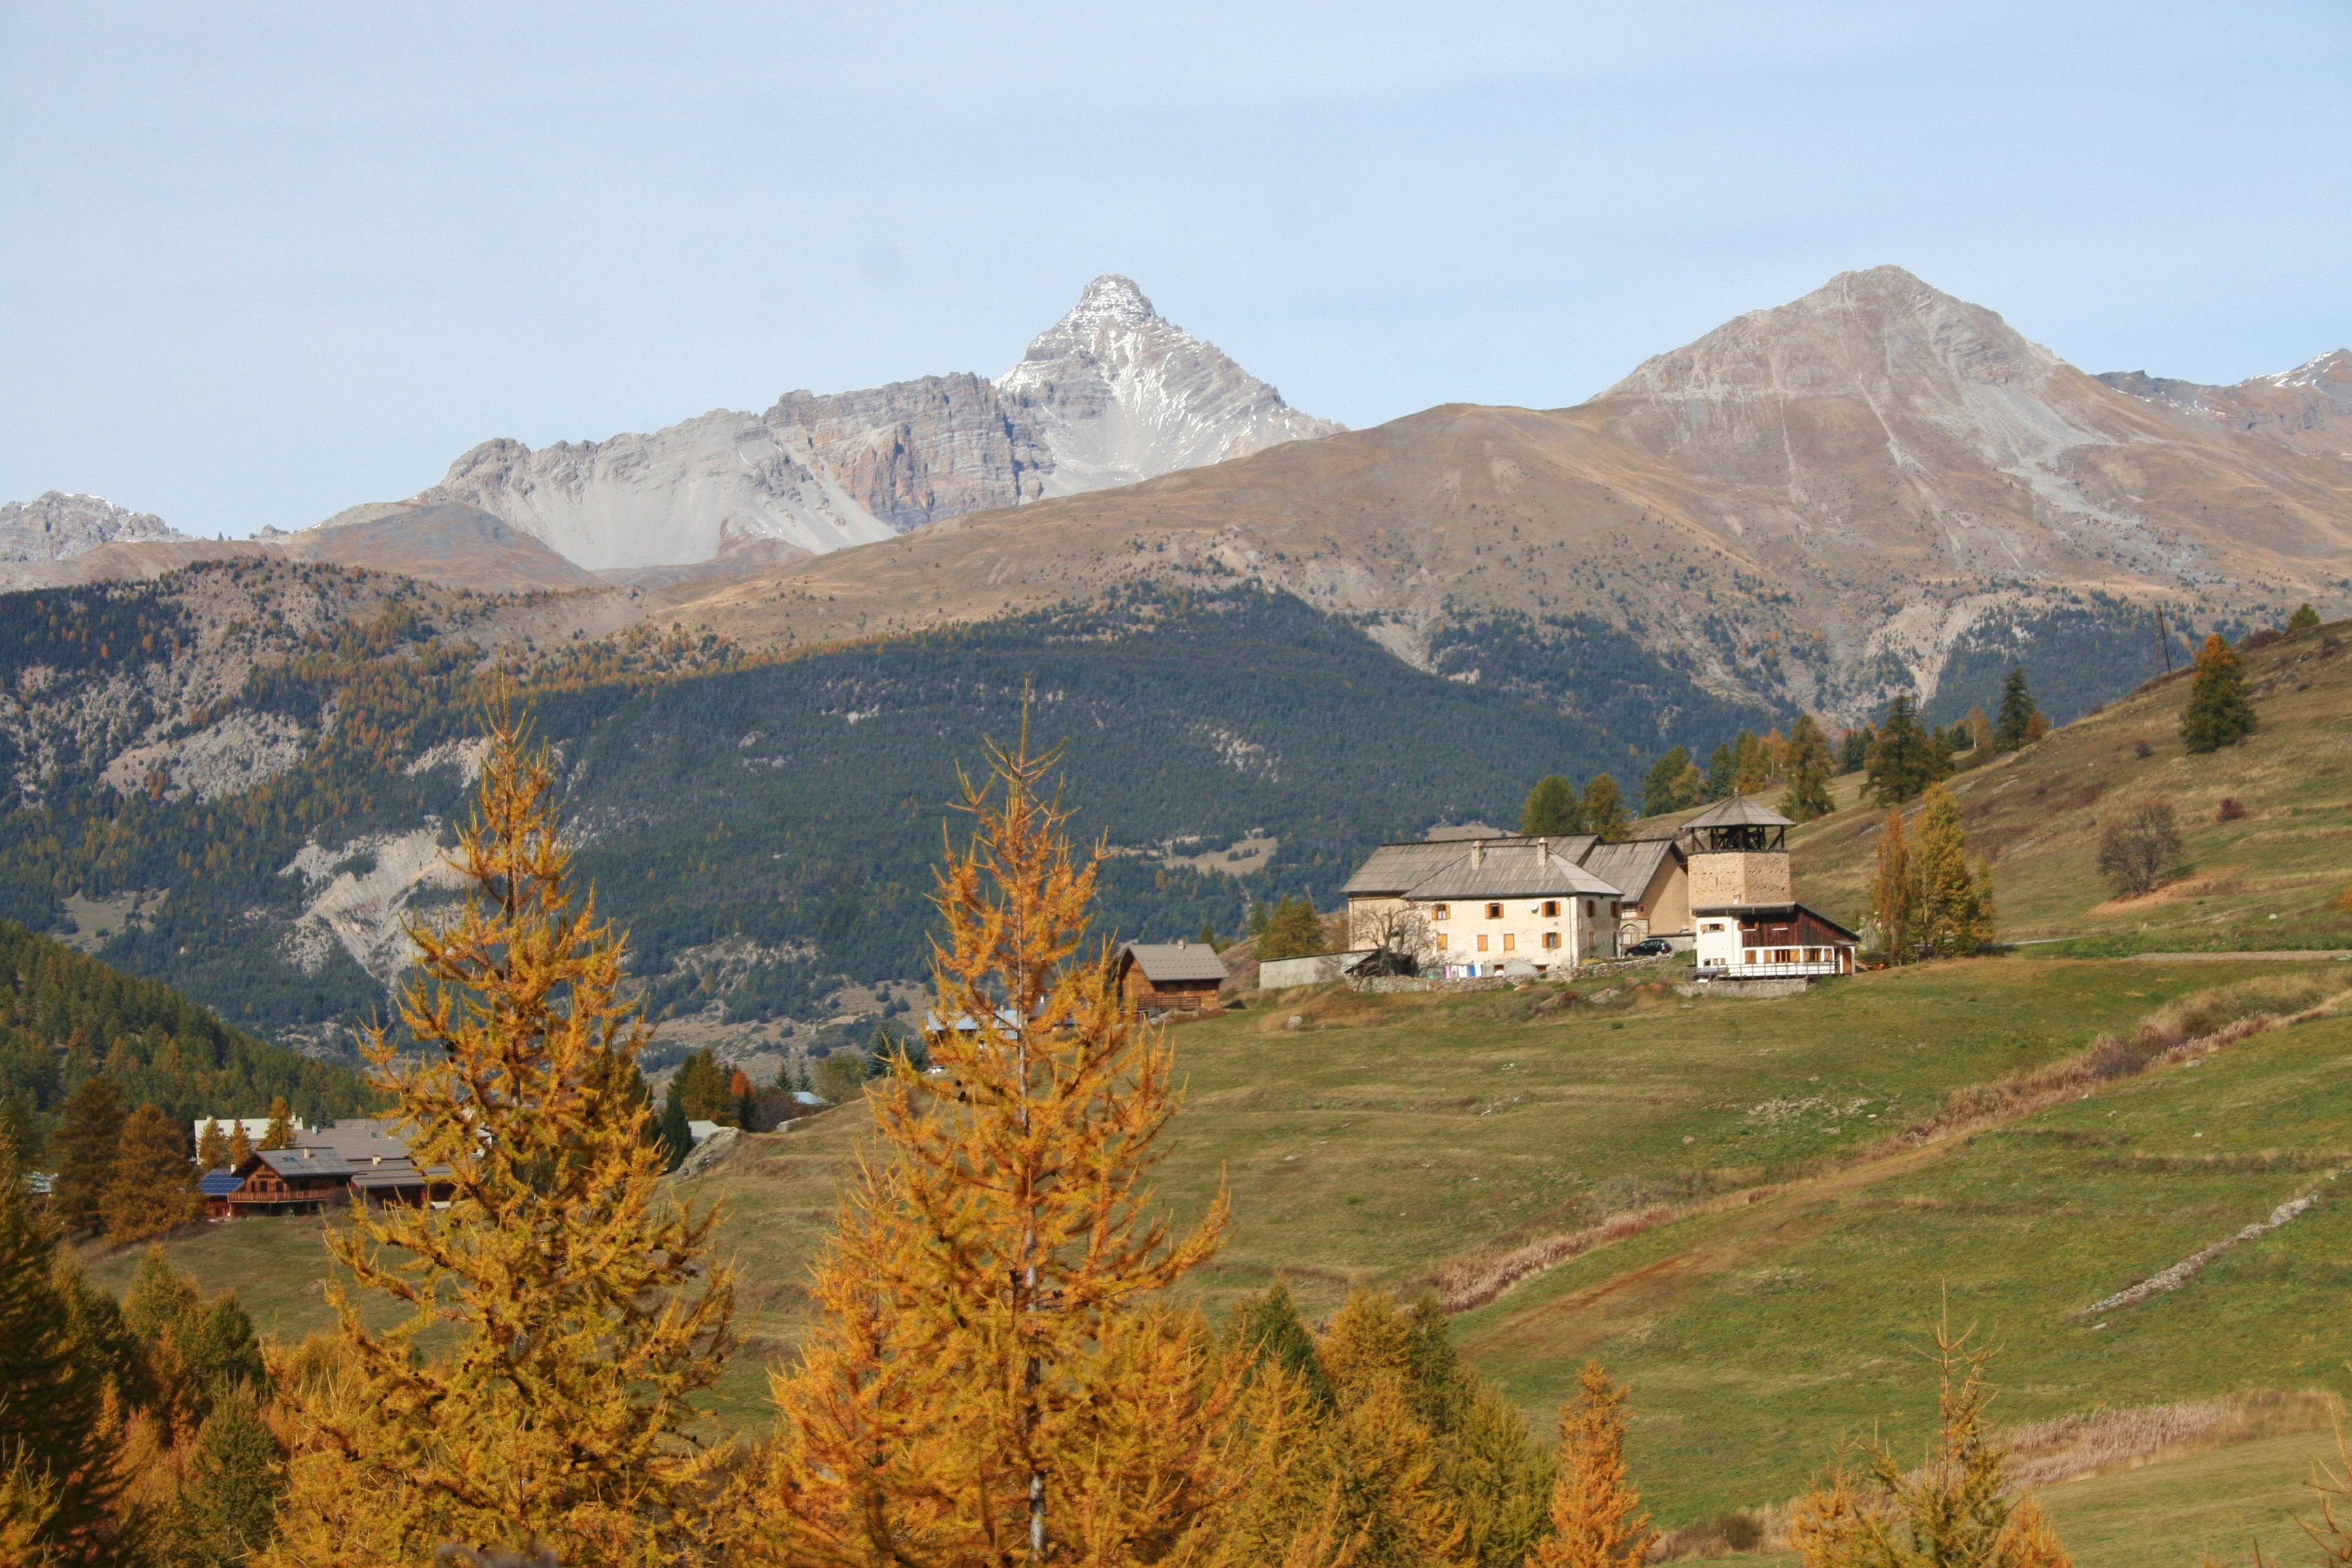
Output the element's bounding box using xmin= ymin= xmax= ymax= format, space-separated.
xmin=1673 ymin=977 xmax=1812 ymax=1000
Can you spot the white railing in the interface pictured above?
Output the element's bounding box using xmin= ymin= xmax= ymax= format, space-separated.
xmin=1695 ymin=961 xmax=1844 ymax=978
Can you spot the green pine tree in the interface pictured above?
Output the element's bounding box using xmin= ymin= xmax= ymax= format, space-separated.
xmin=2179 ymin=634 xmax=2257 ymax=752
xmin=51 ymin=1076 xmax=125 ymax=1236
xmin=1639 ymin=748 xmax=1693 ymax=818
xmin=1224 ymin=1279 xmax=1333 ymax=1410
xmin=1705 ymin=745 xmax=1737 ymax=800
xmin=1582 ymin=776 xmax=1629 ymax=842
xmin=1778 ymin=714 xmax=1835 ymax=823
xmin=0 ymin=1132 xmax=131 ymax=1564
xmin=1865 ymin=693 xmax=1950 ymax=806
xmin=2287 ymin=602 xmax=2321 ymax=632
xmin=1994 ymin=667 xmax=2040 ymax=752
xmin=1520 ymin=776 xmax=1586 ymax=836
xmin=1839 ymin=725 xmax=1874 ymax=775
xmin=1195 ymin=919 xmax=1220 ymax=951
xmin=657 ymin=1091 xmax=692 ymax=1172
xmin=174 ymin=1388 xmax=286 ymax=1568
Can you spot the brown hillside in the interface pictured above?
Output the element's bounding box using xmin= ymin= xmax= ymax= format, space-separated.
xmin=664 ymin=267 xmax=2352 ymax=722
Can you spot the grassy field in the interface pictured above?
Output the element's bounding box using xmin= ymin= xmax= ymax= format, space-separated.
xmin=69 ymin=619 xmax=2352 ymax=1557
xmin=84 ymin=955 xmax=2352 ymax=1540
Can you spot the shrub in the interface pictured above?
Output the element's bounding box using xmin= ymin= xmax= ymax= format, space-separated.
xmin=2216 ymin=798 xmax=2247 ymax=822
xmin=2132 ymin=738 xmax=2153 ymax=759
xmin=2096 ymin=802 xmax=2189 ymax=898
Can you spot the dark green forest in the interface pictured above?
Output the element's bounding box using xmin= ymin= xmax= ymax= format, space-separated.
xmin=1923 ymin=593 xmax=2204 ymax=728
xmin=0 ymin=919 xmax=376 ymax=1152
xmin=0 ymin=574 xmax=2194 ymax=1048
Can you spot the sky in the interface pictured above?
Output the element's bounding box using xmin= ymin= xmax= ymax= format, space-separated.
xmin=3 ymin=2 xmax=2348 ymax=539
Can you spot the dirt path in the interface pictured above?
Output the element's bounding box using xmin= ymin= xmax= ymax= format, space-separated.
xmin=1460 ymin=1140 xmax=1947 ymax=1362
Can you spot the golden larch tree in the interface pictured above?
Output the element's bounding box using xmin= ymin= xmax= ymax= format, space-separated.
xmin=102 ymin=1105 xmax=203 ymax=1243
xmin=1786 ymin=1322 xmax=2073 ymax=1568
xmin=760 ymin=722 xmax=1231 ymax=1567
xmin=1528 ymin=1362 xmax=1649 ymax=1568
xmin=263 ymin=701 xmax=734 ymax=1568
xmin=1872 ymin=808 xmax=1914 ymax=964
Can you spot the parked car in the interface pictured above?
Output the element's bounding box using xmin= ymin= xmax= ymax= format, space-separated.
xmin=1625 ymin=938 xmax=1676 ymax=958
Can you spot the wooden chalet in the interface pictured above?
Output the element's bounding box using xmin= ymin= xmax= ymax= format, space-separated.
xmin=208 ymin=1121 xmax=442 ymax=1217
xmin=1113 ymin=940 xmax=1227 ymax=1015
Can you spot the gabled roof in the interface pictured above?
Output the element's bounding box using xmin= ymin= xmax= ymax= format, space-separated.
xmin=1691 ymin=900 xmax=1861 ymax=941
xmin=252 ymin=1145 xmax=360 ymax=1181
xmin=1344 ymin=834 xmax=1605 ymax=897
xmin=1422 ymin=822 xmax=1505 ymax=841
xmin=1119 ymin=941 xmax=1228 ymax=983
xmin=1403 ymin=840 xmax=1624 ymax=901
xmin=1681 ymin=796 xmax=1794 ymax=830
xmin=1342 ymin=840 xmax=1472 ymax=896
xmin=1578 ymin=837 xmax=1682 ymax=899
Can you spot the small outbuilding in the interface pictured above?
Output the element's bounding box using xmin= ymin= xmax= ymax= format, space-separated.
xmin=1113 ymin=940 xmax=1227 ymax=1015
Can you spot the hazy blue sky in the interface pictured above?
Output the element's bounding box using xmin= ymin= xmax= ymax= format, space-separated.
xmin=3 ymin=2 xmax=2347 ymax=538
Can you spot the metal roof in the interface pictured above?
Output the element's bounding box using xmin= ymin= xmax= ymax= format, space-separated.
xmin=1341 ymin=840 xmax=1473 ymax=896
xmin=1421 ymin=822 xmax=1505 ymax=841
xmin=1120 ymin=941 xmax=1228 ymax=983
xmin=1578 ymin=837 xmax=1681 ymax=898
xmin=1403 ymin=841 xmax=1624 ymax=901
xmin=255 ymin=1145 xmax=360 ymax=1180
xmin=1680 ymin=796 xmax=1795 ymax=831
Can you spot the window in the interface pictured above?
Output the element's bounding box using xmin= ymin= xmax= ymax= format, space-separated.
xmin=1501 ymin=933 xmax=1515 ymax=951
xmin=1744 ymin=950 xmax=1757 ymax=964
xmin=1475 ymin=934 xmax=1490 ymax=951
xmin=1584 ymin=900 xmax=1595 ymax=919
xmin=1543 ymin=932 xmax=1561 ymax=949
xmin=1432 ymin=903 xmax=1450 ymax=920
xmin=1611 ymin=900 xmax=1621 ymax=917
xmin=1435 ymin=933 xmax=1448 ymax=951
xmin=1541 ymin=900 xmax=1560 ymax=917
xmin=1702 ymin=922 xmax=1724 ymax=933
xmin=1485 ymin=902 xmax=1503 ymax=919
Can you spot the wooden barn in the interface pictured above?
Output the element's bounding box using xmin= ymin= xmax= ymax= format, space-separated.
xmin=1113 ymin=940 xmax=1228 ymax=1015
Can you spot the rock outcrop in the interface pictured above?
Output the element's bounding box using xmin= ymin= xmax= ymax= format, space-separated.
xmin=2099 ymin=350 xmax=2352 ymax=460
xmin=0 ymin=491 xmax=183 ymax=563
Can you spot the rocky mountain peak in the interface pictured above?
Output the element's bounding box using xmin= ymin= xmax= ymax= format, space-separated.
xmin=998 ymin=276 xmax=1343 ymax=496
xmin=0 ymin=491 xmax=184 ymax=565
xmin=1603 ymin=265 xmax=2062 ymax=413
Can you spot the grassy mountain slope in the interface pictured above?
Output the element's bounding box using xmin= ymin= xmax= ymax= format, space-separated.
xmin=1786 ymin=615 xmax=2352 ymax=950
xmin=101 ymin=960 xmax=2350 ymax=1505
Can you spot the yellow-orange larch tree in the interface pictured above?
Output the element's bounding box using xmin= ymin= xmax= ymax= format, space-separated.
xmin=1527 ymin=1362 xmax=1649 ymax=1568
xmin=760 ymin=721 xmax=1232 ymax=1567
xmin=1786 ymin=1322 xmax=2072 ymax=1568
xmin=262 ymin=700 xmax=735 ymax=1568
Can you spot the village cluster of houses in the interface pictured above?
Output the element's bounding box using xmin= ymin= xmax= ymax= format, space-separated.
xmin=1112 ymin=796 xmax=1861 ymax=1012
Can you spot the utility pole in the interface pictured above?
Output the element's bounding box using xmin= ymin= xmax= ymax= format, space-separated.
xmin=2155 ymin=605 xmax=2174 ymax=674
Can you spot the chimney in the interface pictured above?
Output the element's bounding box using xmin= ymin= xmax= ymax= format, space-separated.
xmin=1471 ymin=840 xmax=1486 ymax=870
xmin=1537 ymin=838 xmax=1550 ymax=866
